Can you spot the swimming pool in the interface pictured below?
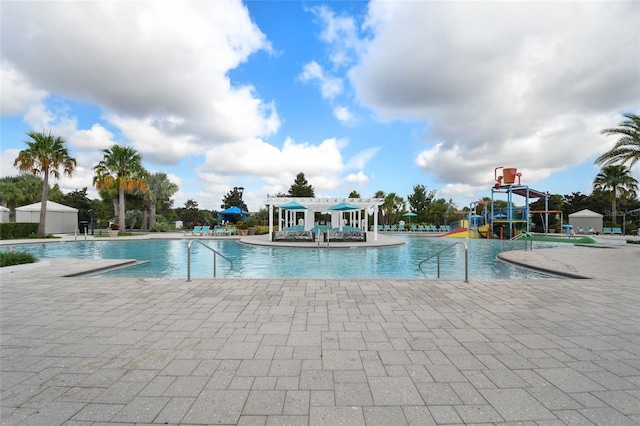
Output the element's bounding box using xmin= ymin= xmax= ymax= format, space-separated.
xmin=11 ymin=236 xmax=567 ymax=279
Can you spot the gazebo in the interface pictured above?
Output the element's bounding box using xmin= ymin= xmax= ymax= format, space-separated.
xmin=265 ymin=197 xmax=385 ymax=241
xmin=568 ymin=209 xmax=603 ymax=234
xmin=15 ymin=201 xmax=78 ymax=233
xmin=0 ymin=206 xmax=9 ymax=223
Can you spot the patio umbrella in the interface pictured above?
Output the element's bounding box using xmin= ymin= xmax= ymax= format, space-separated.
xmin=402 ymin=212 xmax=417 ymax=223
xmin=328 ymin=202 xmax=360 ymax=211
xmin=278 ymin=201 xmax=307 ymax=210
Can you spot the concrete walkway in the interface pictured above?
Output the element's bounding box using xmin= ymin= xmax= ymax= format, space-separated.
xmin=1 ymin=242 xmax=639 ymax=425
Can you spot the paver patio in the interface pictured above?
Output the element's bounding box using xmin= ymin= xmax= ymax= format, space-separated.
xmin=1 ymin=243 xmax=639 ymax=425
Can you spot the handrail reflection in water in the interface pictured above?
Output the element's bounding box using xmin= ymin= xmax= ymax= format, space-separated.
xmin=187 ymin=239 xmax=234 ymax=281
xmin=418 ymin=241 xmax=468 ymax=282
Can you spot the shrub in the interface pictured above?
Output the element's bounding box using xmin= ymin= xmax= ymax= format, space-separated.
xmin=255 ymin=225 xmax=272 ymax=235
xmin=0 ymin=223 xmax=39 ymax=240
xmin=0 ymin=251 xmax=37 ymax=267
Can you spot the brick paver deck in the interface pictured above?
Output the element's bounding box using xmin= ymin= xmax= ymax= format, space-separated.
xmin=1 ymin=242 xmax=639 ymax=425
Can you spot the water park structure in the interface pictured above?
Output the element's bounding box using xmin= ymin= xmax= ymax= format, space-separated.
xmin=442 ymin=167 xmax=568 ymax=240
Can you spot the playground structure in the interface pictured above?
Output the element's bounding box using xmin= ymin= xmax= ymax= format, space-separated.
xmin=442 ymin=167 xmax=551 ymax=239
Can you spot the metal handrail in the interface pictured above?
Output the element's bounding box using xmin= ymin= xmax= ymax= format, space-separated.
xmin=418 ymin=242 xmax=468 ymax=282
xmin=187 ymin=240 xmax=234 ymax=281
xmin=506 ymin=231 xmax=533 ymax=251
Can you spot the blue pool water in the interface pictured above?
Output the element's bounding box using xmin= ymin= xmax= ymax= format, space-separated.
xmin=11 ymin=236 xmax=566 ymax=279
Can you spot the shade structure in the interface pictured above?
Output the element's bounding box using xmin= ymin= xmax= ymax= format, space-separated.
xmin=278 ymin=201 xmax=308 ymax=210
xmin=217 ymin=206 xmax=249 ymax=224
xmin=402 ymin=212 xmax=417 ymax=217
xmin=328 ymin=202 xmax=360 ymax=211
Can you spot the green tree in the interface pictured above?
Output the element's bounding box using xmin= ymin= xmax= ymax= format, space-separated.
xmin=93 ymin=145 xmax=149 ymax=234
xmin=595 ymin=113 xmax=640 ymax=168
xmin=288 ymin=172 xmax=315 ymax=197
xmin=348 ymin=190 xmax=360 ymax=198
xmin=593 ymin=165 xmax=638 ymax=224
xmin=407 ymin=184 xmax=436 ymax=224
xmin=380 ymin=192 xmax=404 ymax=225
xmin=429 ymin=198 xmax=456 ymax=226
xmin=0 ymin=174 xmax=44 ymax=220
xmin=221 ymin=186 xmax=248 ymax=211
xmin=61 ymin=187 xmax=93 ymax=221
xmin=179 ymin=199 xmax=201 ymax=227
xmin=13 ymin=131 xmax=77 ymax=236
xmin=146 ymin=172 xmax=179 ymax=230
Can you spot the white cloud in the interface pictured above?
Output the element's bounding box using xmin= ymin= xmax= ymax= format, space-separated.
xmin=0 ymin=149 xmax=21 ymax=178
xmin=194 ymin=136 xmax=378 ymax=209
xmin=2 ymin=1 xmax=279 ymax=148
xmin=0 ymin=62 xmax=46 ymax=117
xmin=351 ymin=1 xmax=640 ymax=188
xmin=69 ymin=124 xmax=117 ymax=151
xmin=299 ymin=61 xmax=343 ymax=100
xmin=310 ymin=5 xmax=362 ymax=68
xmin=333 ymin=106 xmax=354 ymax=124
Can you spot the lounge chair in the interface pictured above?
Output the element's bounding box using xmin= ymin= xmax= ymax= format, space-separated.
xmin=213 ymin=226 xmax=226 ymax=236
xmin=384 ymin=225 xmax=391 ymax=232
xmin=184 ymin=225 xmax=202 ymax=236
xmin=410 ymin=225 xmax=417 ymax=231
xmin=398 ymin=224 xmax=405 ymax=231
xmin=418 ymin=225 xmax=426 ymax=232
xmin=612 ymin=227 xmax=622 ymax=235
xmin=390 ymin=224 xmax=398 ymax=231
xmin=225 ymin=227 xmax=236 ymax=236
xmin=198 ymin=225 xmax=210 ymax=236
xmin=603 ymin=227 xmax=612 ymax=234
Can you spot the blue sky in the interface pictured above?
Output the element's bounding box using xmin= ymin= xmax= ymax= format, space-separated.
xmin=1 ymin=1 xmax=639 ymax=212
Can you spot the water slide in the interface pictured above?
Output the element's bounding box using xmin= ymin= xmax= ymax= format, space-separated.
xmin=440 ymin=224 xmax=489 ymax=238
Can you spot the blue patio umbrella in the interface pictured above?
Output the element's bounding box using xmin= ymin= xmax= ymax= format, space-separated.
xmin=278 ymin=201 xmax=308 ymax=210
xmin=328 ymin=202 xmax=360 ymax=211
xmin=218 ymin=206 xmax=249 ymax=224
xmin=402 ymin=212 xmax=418 ymax=223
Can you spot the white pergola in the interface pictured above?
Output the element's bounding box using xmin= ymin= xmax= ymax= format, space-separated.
xmin=265 ymin=197 xmax=385 ymax=241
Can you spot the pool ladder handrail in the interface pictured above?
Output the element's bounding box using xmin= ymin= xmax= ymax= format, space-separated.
xmin=506 ymin=231 xmax=533 ymax=251
xmin=418 ymin=241 xmax=468 ymax=282
xmin=187 ymin=239 xmax=234 ymax=281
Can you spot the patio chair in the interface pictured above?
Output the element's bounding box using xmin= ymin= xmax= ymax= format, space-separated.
xmin=199 ymin=225 xmax=210 ymax=236
xmin=184 ymin=225 xmax=202 ymax=236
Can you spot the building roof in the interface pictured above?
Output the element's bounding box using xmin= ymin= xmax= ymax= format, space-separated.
xmin=16 ymin=201 xmax=79 ymax=213
xmin=568 ymin=209 xmax=603 ymax=218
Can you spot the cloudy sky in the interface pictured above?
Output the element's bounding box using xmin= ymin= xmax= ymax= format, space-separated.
xmin=1 ymin=1 xmax=639 ymax=212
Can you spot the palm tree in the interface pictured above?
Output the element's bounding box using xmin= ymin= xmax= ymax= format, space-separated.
xmin=593 ymin=165 xmax=638 ymax=224
xmin=146 ymin=172 xmax=179 ymax=230
xmin=93 ymin=145 xmax=149 ymax=234
xmin=381 ymin=192 xmax=404 ymax=226
xmin=595 ymin=113 xmax=640 ymax=167
xmin=13 ymin=131 xmax=77 ymax=236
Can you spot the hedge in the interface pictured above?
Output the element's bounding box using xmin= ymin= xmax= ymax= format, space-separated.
xmin=0 ymin=223 xmax=39 ymax=240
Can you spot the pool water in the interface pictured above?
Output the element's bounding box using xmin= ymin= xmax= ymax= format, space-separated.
xmin=11 ymin=236 xmax=565 ymax=279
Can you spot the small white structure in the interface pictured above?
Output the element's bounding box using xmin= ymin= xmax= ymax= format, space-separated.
xmin=0 ymin=206 xmax=9 ymax=223
xmin=16 ymin=201 xmax=79 ymax=234
xmin=568 ymin=209 xmax=603 ymax=234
